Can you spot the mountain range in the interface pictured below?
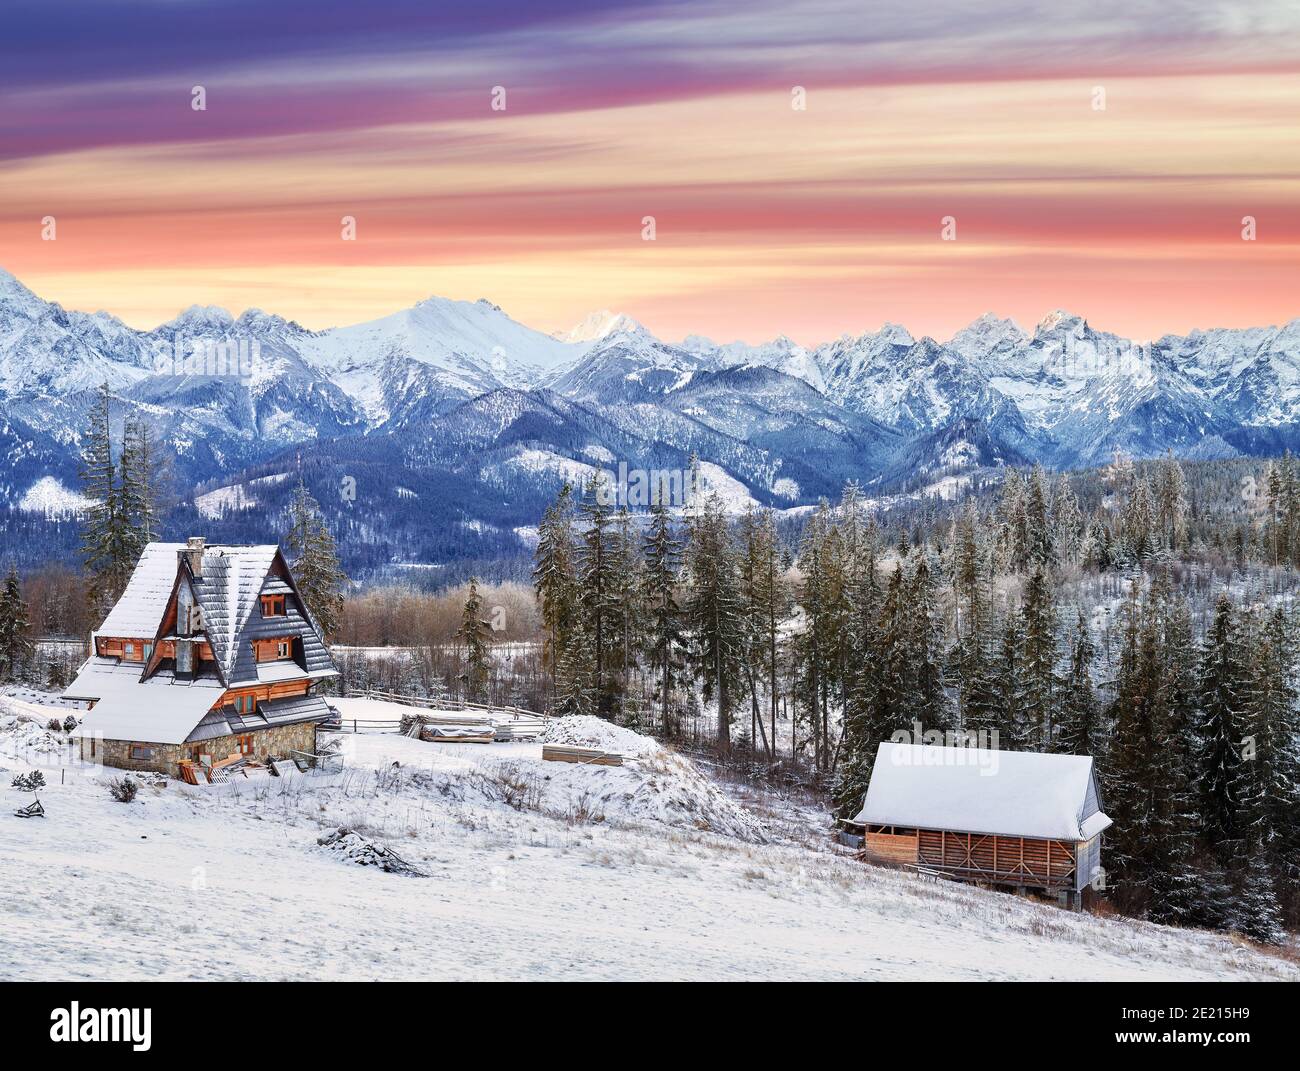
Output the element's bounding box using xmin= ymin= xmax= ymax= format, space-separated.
xmin=2 ymin=265 xmax=1298 ymax=576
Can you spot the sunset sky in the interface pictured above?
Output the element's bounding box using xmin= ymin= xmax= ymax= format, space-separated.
xmin=2 ymin=0 xmax=1299 ymax=344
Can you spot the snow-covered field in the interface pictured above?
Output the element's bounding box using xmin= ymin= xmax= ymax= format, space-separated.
xmin=0 ymin=697 xmax=1293 ymax=982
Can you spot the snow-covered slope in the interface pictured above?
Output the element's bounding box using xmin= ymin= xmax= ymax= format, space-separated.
xmin=1 ymin=705 xmax=1292 ymax=982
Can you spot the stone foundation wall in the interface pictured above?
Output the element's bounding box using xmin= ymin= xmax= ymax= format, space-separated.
xmin=79 ymin=721 xmax=318 ymax=777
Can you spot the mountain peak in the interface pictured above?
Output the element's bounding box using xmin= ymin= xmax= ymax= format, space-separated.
xmin=560 ymin=309 xmax=647 ymax=344
xmin=947 ymin=313 xmax=1028 ymax=358
xmin=0 ymin=265 xmax=48 ymax=316
xmin=1036 ymin=309 xmax=1086 ymax=335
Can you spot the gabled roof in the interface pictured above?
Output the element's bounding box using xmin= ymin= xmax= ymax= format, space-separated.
xmin=67 ymin=539 xmax=339 ymax=745
xmin=853 ymin=742 xmax=1111 ymax=842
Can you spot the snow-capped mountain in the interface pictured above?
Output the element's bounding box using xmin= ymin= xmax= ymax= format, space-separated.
xmin=3 ymin=265 xmax=1300 ymax=571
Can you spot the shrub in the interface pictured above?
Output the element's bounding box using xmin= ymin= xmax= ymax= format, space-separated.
xmin=12 ymin=771 xmax=46 ymax=793
xmin=47 ymin=718 xmax=63 ymax=732
xmin=62 ymin=715 xmax=78 ymax=732
xmin=108 ymin=776 xmax=139 ymax=803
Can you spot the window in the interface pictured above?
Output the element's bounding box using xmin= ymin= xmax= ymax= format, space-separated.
xmin=143 ymin=643 xmax=153 ymax=663
xmin=130 ymin=744 xmax=155 ymax=760
xmin=231 ymin=694 xmax=256 ymax=715
xmin=237 ymin=735 xmax=254 ymax=756
xmin=261 ymin=594 xmax=285 ymax=617
xmin=276 ymin=640 xmax=290 ymax=659
xmin=124 ymin=642 xmax=137 ymax=661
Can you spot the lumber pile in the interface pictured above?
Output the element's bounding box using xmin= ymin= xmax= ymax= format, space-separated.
xmin=419 ymin=725 xmax=495 ymax=744
xmin=178 ymin=752 xmax=271 ymax=784
xmin=541 ymin=743 xmax=623 ymax=766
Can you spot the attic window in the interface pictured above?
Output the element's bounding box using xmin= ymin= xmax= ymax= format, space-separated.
xmin=261 ymin=594 xmax=286 ymax=617
xmin=231 ymin=694 xmax=256 ymax=716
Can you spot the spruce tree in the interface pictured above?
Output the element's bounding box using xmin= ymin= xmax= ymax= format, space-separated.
xmin=642 ymin=490 xmax=686 ymax=736
xmin=80 ymin=383 xmax=133 ymax=616
xmin=456 ymin=577 xmax=492 ymax=703
xmin=1018 ymin=565 xmax=1058 ymax=750
xmin=577 ymin=474 xmax=618 ymax=717
xmin=1057 ymin=610 xmax=1102 ymax=757
xmin=0 ymin=565 xmax=34 ymax=683
xmin=285 ymin=478 xmax=349 ymax=639
xmin=533 ymin=484 xmax=580 ymax=711
xmin=1196 ymin=593 xmax=1247 ymax=857
xmin=684 ymin=493 xmax=744 ymax=752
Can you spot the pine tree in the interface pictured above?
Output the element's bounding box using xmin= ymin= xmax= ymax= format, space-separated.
xmin=685 ymin=493 xmax=744 ymax=752
xmin=79 ymin=383 xmax=133 ymax=616
xmin=119 ymin=414 xmax=167 ymax=556
xmin=285 ymin=478 xmax=349 ymax=639
xmin=0 ymin=565 xmax=34 ymax=683
xmin=533 ymin=484 xmax=580 ymax=711
xmin=1025 ymin=464 xmax=1055 ymax=568
xmin=1154 ymin=451 xmax=1189 ymax=551
xmin=995 ymin=610 xmax=1027 ymax=749
xmin=1051 ymin=476 xmax=1083 ymax=566
xmin=1232 ymin=843 xmax=1287 ymax=946
xmin=1057 ymin=610 xmax=1102 ymax=757
xmin=642 ymin=490 xmax=686 ymax=736
xmin=1195 ymin=593 xmax=1247 ymax=858
xmin=795 ymin=503 xmax=832 ymax=767
xmin=1121 ymin=475 xmax=1156 ymax=564
xmin=577 ymin=474 xmax=618 ymax=717
xmin=738 ymin=507 xmax=788 ymax=758
xmin=456 ymin=577 xmax=492 ymax=702
xmin=1236 ymin=608 xmax=1300 ymax=913
xmin=1018 ymin=565 xmax=1058 ymax=750
xmin=905 ymin=547 xmax=950 ymax=732
xmin=609 ymin=508 xmax=645 ymax=725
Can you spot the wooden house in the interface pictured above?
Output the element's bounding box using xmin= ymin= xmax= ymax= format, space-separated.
xmin=851 ymin=742 xmax=1111 ymax=908
xmin=65 ymin=537 xmax=337 ymax=776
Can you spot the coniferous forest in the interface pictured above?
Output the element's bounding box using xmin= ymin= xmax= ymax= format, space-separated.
xmin=527 ymin=452 xmax=1300 ymax=943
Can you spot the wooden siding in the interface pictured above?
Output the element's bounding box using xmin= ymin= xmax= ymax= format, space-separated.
xmin=864 ymin=831 xmax=919 ymax=866
xmin=253 ymin=637 xmax=295 ymax=662
xmin=917 ymin=829 xmax=1077 ymax=890
xmin=218 ymin=679 xmax=312 ymax=707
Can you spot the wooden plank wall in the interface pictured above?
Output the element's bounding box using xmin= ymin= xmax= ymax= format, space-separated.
xmin=917 ymin=829 xmax=1076 ymax=888
xmin=864 ymin=832 xmax=919 ymax=866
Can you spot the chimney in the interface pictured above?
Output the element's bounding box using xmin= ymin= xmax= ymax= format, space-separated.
xmin=182 ymin=536 xmax=205 ymax=577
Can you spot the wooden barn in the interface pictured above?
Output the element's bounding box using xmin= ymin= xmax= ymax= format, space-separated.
xmin=851 ymin=742 xmax=1111 ymax=908
xmin=63 ymin=537 xmax=338 ymax=777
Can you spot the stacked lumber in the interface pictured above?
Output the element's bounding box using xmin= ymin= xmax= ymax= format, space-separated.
xmin=419 ymin=725 xmax=495 ymax=744
xmin=541 ymin=743 xmax=623 ymax=767
xmin=178 ymin=753 xmax=271 ymax=784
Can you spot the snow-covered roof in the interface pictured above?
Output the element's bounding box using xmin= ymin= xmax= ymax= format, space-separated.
xmin=96 ymin=543 xmax=185 ymax=637
xmin=68 ymin=658 xmax=225 ymax=745
xmin=853 ymin=742 xmax=1111 ymax=842
xmin=187 ymin=545 xmax=278 ymax=681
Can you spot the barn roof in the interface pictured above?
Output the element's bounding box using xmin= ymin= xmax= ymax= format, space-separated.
xmin=853 ymin=742 xmax=1111 ymax=842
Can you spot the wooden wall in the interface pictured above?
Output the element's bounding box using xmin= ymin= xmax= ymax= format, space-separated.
xmin=917 ymin=829 xmax=1077 ymax=890
xmin=864 ymin=831 xmax=919 ymax=866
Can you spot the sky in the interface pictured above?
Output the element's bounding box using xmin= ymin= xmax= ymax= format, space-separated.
xmin=1 ymin=0 xmax=1299 ymax=345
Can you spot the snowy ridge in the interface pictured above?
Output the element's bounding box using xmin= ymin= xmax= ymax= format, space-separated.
xmin=3 ymin=267 xmax=1300 ymax=539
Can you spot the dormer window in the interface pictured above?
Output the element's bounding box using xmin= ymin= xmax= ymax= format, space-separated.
xmin=261 ymin=594 xmax=286 ymax=617
xmin=231 ymin=694 xmax=255 ymax=716
xmin=276 ymin=640 xmax=290 ymax=659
